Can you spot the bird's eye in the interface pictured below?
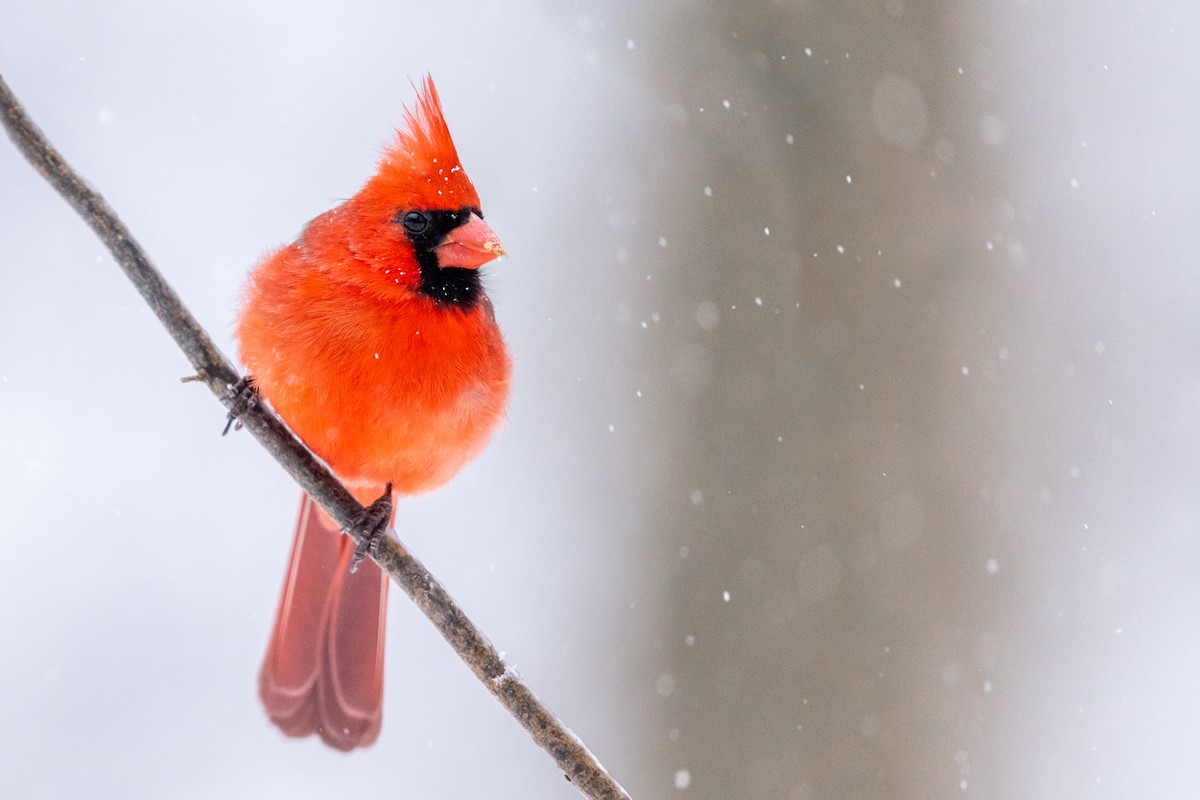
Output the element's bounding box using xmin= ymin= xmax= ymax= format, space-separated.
xmin=401 ymin=210 xmax=430 ymax=235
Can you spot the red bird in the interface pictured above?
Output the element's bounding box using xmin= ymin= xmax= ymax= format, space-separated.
xmin=236 ymin=77 xmax=511 ymax=750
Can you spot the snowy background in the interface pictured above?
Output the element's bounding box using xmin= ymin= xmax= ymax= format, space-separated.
xmin=3 ymin=2 xmax=1200 ymax=798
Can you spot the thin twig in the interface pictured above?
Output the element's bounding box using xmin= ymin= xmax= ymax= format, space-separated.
xmin=0 ymin=73 xmax=631 ymax=800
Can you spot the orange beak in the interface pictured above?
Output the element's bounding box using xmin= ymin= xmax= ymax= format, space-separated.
xmin=435 ymin=213 xmax=506 ymax=269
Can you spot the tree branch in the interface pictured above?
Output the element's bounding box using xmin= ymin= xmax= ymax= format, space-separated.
xmin=0 ymin=73 xmax=631 ymax=800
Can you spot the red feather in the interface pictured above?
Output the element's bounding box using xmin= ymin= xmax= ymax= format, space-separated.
xmin=258 ymin=494 xmax=388 ymax=751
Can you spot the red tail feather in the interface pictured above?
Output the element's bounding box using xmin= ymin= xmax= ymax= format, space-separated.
xmin=258 ymin=494 xmax=388 ymax=751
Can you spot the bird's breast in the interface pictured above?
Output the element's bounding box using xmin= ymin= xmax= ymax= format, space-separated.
xmin=282 ymin=294 xmax=511 ymax=494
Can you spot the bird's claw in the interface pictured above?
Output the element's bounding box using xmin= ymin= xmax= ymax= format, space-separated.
xmin=223 ymin=376 xmax=258 ymax=435
xmin=347 ymin=483 xmax=393 ymax=573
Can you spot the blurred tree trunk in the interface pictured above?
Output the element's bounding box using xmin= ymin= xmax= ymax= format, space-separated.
xmin=629 ymin=4 xmax=1004 ymax=797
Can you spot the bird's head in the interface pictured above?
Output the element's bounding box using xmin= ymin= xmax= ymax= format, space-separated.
xmin=337 ymin=76 xmax=504 ymax=309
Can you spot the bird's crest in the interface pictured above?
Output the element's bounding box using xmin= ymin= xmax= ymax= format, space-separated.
xmin=367 ymin=76 xmax=481 ymax=211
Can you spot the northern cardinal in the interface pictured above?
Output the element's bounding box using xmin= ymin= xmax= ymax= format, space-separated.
xmin=236 ymin=77 xmax=511 ymax=751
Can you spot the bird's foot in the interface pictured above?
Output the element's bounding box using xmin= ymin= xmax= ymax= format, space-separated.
xmin=347 ymin=483 xmax=393 ymax=573
xmin=222 ymin=376 xmax=258 ymax=435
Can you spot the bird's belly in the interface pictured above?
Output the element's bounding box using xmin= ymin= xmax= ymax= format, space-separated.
xmin=271 ymin=355 xmax=509 ymax=496
xmin=356 ymin=377 xmax=507 ymax=494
